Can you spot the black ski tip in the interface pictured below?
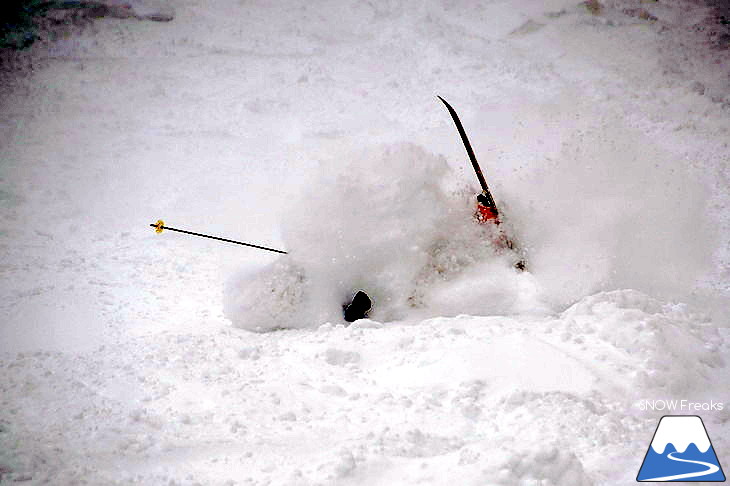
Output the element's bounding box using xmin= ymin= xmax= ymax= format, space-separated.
xmin=437 ymin=96 xmax=461 ymax=118
xmin=343 ymin=290 xmax=372 ymax=323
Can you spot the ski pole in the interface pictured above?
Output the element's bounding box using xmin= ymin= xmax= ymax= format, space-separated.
xmin=149 ymin=220 xmax=287 ymax=254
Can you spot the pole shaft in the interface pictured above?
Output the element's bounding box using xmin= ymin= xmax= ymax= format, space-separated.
xmin=149 ymin=224 xmax=287 ymax=254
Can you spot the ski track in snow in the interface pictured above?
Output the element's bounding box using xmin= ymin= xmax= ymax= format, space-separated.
xmin=1 ymin=0 xmax=729 ymax=484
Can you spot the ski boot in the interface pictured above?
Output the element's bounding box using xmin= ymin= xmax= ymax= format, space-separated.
xmin=343 ymin=290 xmax=372 ymax=322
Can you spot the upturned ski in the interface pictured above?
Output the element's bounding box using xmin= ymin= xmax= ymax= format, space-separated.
xmin=437 ymin=96 xmax=526 ymax=270
xmin=437 ymin=96 xmax=500 ymax=222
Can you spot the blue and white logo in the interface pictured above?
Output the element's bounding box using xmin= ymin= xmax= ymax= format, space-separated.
xmin=637 ymin=415 xmax=726 ymax=482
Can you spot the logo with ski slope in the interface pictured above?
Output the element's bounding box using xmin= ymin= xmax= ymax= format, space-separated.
xmin=637 ymin=415 xmax=726 ymax=482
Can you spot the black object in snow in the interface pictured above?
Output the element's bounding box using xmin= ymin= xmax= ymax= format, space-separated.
xmin=343 ymin=290 xmax=372 ymax=323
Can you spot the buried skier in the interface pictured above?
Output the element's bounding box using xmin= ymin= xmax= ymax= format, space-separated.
xmin=341 ymin=96 xmax=526 ymax=323
xmin=153 ymin=97 xmax=526 ymax=328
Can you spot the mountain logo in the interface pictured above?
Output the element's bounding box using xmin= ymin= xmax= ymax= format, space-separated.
xmin=637 ymin=415 xmax=726 ymax=482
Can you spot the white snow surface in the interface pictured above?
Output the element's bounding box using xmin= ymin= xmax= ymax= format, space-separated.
xmin=1 ymin=0 xmax=729 ymax=484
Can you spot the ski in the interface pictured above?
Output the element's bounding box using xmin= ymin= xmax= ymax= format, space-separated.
xmin=438 ymin=96 xmax=527 ymax=271
xmin=437 ymin=95 xmax=498 ymax=216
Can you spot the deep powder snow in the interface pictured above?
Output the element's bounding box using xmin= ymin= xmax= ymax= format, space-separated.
xmin=1 ymin=0 xmax=729 ymax=484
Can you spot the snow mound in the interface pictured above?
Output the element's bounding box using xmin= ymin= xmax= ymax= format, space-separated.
xmin=224 ymin=259 xmax=308 ymax=331
xmin=225 ymin=143 xmax=539 ymax=331
xmin=493 ymin=443 xmax=593 ymax=486
xmin=559 ymin=289 xmax=725 ymax=395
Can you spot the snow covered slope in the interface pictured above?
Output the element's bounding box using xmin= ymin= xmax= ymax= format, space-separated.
xmin=1 ymin=0 xmax=729 ymax=484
